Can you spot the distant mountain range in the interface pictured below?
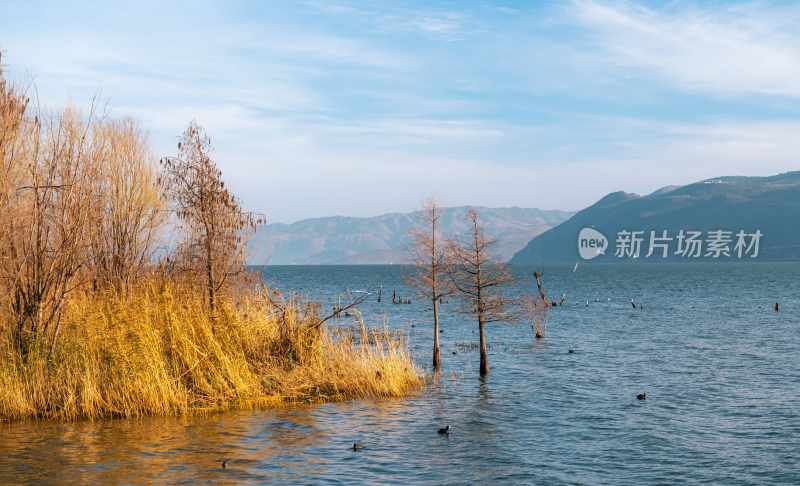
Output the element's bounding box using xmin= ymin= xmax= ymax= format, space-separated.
xmin=510 ymin=171 xmax=800 ymax=264
xmin=248 ymin=206 xmax=573 ymax=265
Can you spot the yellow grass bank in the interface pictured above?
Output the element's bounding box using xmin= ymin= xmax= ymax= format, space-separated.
xmin=0 ymin=281 xmax=422 ymax=421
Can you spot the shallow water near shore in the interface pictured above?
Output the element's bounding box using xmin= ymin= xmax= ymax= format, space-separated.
xmin=3 ymin=263 xmax=799 ymax=485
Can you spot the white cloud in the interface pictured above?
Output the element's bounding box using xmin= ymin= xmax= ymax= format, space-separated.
xmin=573 ymin=0 xmax=800 ymax=97
xmin=304 ymin=1 xmax=467 ymax=39
xmin=4 ymin=0 xmax=800 ymax=224
xmin=411 ymin=15 xmax=462 ymax=34
xmin=188 ymin=112 xmax=800 ymax=223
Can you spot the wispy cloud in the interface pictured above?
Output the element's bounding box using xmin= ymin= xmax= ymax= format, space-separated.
xmin=304 ymin=0 xmax=468 ymax=39
xmin=409 ymin=14 xmax=463 ymax=34
xmin=572 ymin=0 xmax=800 ymax=97
xmin=3 ymin=0 xmax=800 ymax=223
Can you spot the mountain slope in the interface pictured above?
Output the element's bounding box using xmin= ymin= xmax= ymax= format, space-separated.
xmin=248 ymin=206 xmax=573 ymax=265
xmin=510 ymin=171 xmax=800 ymax=264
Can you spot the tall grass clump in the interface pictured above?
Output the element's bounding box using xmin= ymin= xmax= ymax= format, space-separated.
xmin=0 ymin=281 xmax=421 ymax=421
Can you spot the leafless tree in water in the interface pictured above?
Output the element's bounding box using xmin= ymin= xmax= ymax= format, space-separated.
xmin=447 ymin=209 xmax=515 ymax=376
xmin=406 ymin=198 xmax=452 ymax=371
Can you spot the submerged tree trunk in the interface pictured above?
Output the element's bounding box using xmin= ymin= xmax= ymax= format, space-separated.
xmin=432 ymin=296 xmax=441 ymax=370
xmin=478 ymin=313 xmax=489 ymax=376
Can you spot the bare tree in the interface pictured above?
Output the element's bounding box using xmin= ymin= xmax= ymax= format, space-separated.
xmin=0 ymin=52 xmax=29 ymax=346
xmin=0 ymin=52 xmax=28 ymax=187
xmin=522 ymin=295 xmax=548 ymax=339
xmin=406 ymin=198 xmax=451 ymax=371
xmin=88 ymin=118 xmax=165 ymax=292
xmin=1 ymin=57 xmax=169 ymax=355
xmin=0 ymin=106 xmax=99 ymax=356
xmin=523 ymin=271 xmax=565 ymax=339
xmin=0 ymin=52 xmax=29 ymax=234
xmin=447 ymin=209 xmax=515 ymax=376
xmin=160 ymin=121 xmax=263 ymax=311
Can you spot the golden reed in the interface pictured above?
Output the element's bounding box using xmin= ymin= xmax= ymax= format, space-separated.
xmin=0 ymin=281 xmax=422 ymax=421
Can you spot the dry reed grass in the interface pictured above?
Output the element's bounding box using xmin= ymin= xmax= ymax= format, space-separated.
xmin=0 ymin=281 xmax=422 ymax=421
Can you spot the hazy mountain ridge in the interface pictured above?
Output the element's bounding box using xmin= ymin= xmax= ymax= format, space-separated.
xmin=248 ymin=206 xmax=573 ymax=265
xmin=510 ymin=171 xmax=800 ymax=264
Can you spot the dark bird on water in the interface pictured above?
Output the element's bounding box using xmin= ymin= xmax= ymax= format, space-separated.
xmin=221 ymin=460 xmax=228 ymax=469
xmin=630 ymin=299 xmax=637 ymax=309
xmin=637 ymin=392 xmax=646 ymax=400
xmin=774 ymin=302 xmax=780 ymax=312
xmin=352 ymin=442 xmax=365 ymax=451
xmin=568 ymin=349 xmax=574 ymax=354
xmin=438 ymin=425 xmax=450 ymax=435
xmin=452 ymin=351 xmax=457 ymax=355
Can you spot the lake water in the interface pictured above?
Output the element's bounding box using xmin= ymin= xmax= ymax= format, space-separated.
xmin=2 ymin=263 xmax=799 ymax=485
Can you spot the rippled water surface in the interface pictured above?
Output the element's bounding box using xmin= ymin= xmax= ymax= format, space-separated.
xmin=3 ymin=263 xmax=800 ymax=485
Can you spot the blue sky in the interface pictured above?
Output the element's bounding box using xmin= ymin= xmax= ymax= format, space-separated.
xmin=2 ymin=0 xmax=800 ymax=222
